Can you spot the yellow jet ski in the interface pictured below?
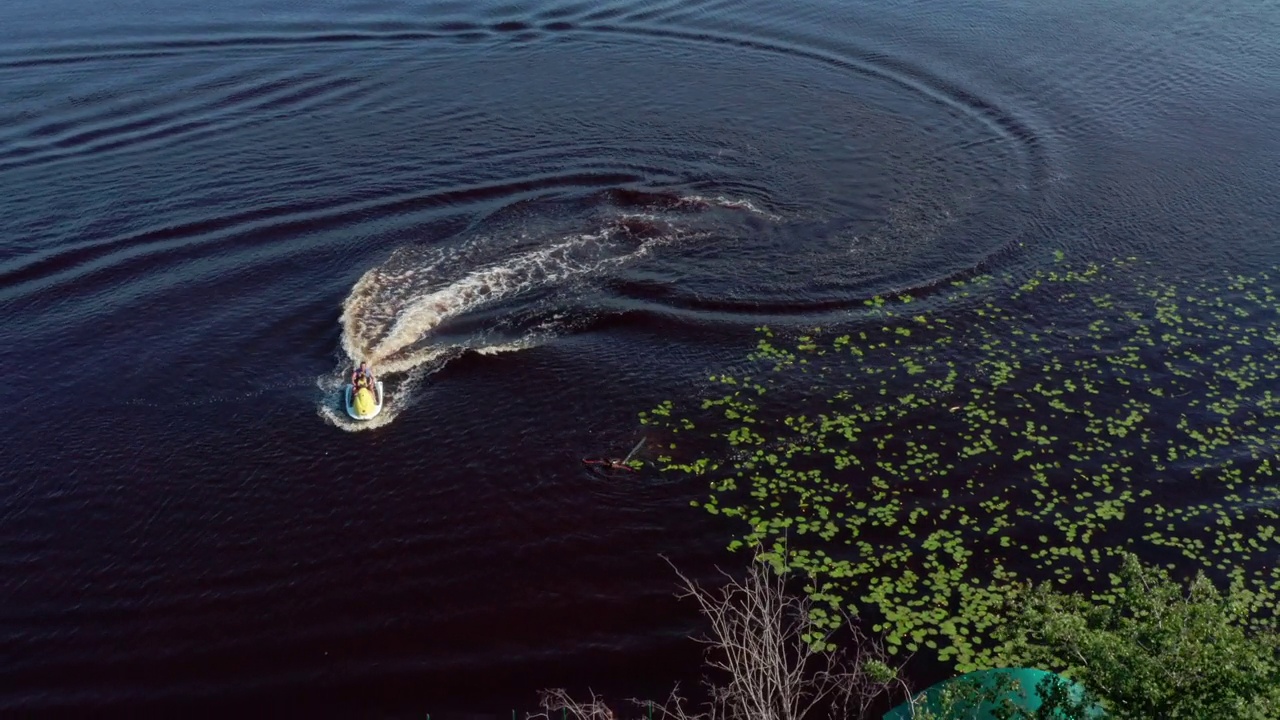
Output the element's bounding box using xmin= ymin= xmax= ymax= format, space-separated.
xmin=344 ymin=375 xmax=384 ymax=421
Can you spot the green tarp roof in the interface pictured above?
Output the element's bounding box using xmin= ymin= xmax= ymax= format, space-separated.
xmin=882 ymin=667 xmax=1104 ymax=720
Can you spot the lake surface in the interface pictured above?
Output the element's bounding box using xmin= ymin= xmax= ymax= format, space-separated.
xmin=2 ymin=0 xmax=1278 ymax=715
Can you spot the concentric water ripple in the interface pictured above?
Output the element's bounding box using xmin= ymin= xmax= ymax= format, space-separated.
xmin=1 ymin=5 xmax=1050 ymax=334
xmin=5 ymin=0 xmax=1278 ymax=714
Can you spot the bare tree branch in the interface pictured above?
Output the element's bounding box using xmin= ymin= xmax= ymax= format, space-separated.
xmin=537 ymin=548 xmax=912 ymax=720
xmin=531 ymin=688 xmax=618 ymax=720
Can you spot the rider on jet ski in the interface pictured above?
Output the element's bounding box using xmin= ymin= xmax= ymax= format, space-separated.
xmin=351 ymin=361 xmax=376 ymax=390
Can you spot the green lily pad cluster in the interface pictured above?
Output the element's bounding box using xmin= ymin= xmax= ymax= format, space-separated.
xmin=642 ymin=258 xmax=1280 ymax=671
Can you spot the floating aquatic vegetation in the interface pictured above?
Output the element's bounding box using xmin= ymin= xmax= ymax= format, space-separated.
xmin=643 ymin=258 xmax=1280 ymax=671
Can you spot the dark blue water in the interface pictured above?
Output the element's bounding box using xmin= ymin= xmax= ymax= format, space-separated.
xmin=3 ymin=0 xmax=1278 ymax=715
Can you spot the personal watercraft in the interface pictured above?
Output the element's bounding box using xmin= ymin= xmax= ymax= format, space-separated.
xmin=345 ymin=379 xmax=384 ymax=420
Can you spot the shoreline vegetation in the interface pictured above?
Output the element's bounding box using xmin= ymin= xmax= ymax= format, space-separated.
xmin=544 ymin=258 xmax=1280 ymax=718
xmin=536 ymin=549 xmax=1278 ymax=719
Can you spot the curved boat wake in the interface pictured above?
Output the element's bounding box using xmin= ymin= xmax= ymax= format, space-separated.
xmin=317 ymin=193 xmax=764 ymax=430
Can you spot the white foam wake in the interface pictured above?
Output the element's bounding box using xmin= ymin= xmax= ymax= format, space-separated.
xmin=679 ymin=194 xmax=781 ymax=220
xmin=318 ymin=214 xmax=707 ymax=431
xmin=349 ymin=231 xmax=613 ymax=375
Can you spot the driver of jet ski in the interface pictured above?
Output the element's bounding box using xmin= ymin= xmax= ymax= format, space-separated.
xmin=351 ymin=361 xmax=375 ymax=390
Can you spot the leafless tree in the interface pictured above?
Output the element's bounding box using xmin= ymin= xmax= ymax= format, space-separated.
xmin=531 ymin=551 xmax=911 ymax=720
xmin=533 ymin=688 xmax=619 ymax=720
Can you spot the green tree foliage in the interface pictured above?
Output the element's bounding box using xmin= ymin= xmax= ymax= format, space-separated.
xmin=1002 ymin=554 xmax=1280 ymax=719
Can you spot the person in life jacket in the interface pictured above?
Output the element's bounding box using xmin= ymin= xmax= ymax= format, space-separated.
xmin=351 ymin=361 xmax=375 ymax=390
